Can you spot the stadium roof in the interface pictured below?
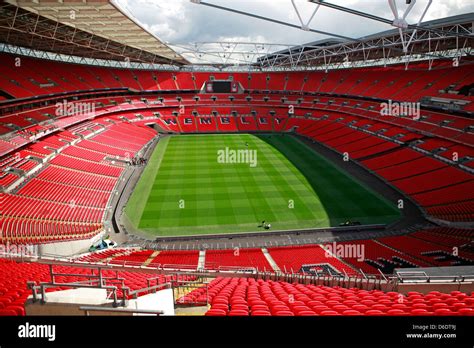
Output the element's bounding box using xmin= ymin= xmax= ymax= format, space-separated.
xmin=0 ymin=1 xmax=471 ymax=71
xmin=256 ymin=13 xmax=474 ymax=69
xmin=0 ymin=0 xmax=189 ymax=65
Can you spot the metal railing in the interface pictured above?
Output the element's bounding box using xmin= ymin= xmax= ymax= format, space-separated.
xmin=26 ymin=263 xmax=173 ymax=308
xmin=27 ymin=280 xmax=127 ymax=307
xmin=79 ymin=306 xmax=164 ymax=316
xmin=395 ymin=271 xmax=474 ymax=283
xmin=15 ymin=254 xmax=474 ymax=305
xmin=128 ymin=282 xmax=171 ymax=299
xmin=173 ymin=279 xmax=210 ymax=306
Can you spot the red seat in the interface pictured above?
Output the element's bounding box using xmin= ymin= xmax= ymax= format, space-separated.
xmin=451 ymin=302 xmax=467 ymax=310
xmin=231 ymin=304 xmax=249 ymax=311
xmin=332 ymin=304 xmax=350 ymax=312
xmin=457 ymin=308 xmax=473 ymax=316
xmin=434 ymin=308 xmax=454 ymax=316
xmin=311 ymin=305 xmax=330 ymax=314
xmin=273 ymin=311 xmax=294 ymax=316
xmin=0 ymin=309 xmax=17 ymax=316
xmin=5 ymin=305 xmax=25 ymax=316
xmin=432 ymin=302 xmax=448 ymax=309
xmin=320 ymin=310 xmax=339 ymax=316
xmin=271 ymin=305 xmax=290 ymax=312
xmin=371 ymin=304 xmax=389 ymax=312
xmin=296 ymin=310 xmax=317 ymax=316
xmin=251 ymin=305 xmax=269 ymax=311
xmin=392 ymin=304 xmax=408 ymax=310
xmin=228 ymin=310 xmax=249 ymax=316
xmin=386 ymin=309 xmax=406 ymax=316
xmin=205 ymin=309 xmax=227 ymax=316
xmin=351 ymin=304 xmax=369 ymax=313
xmin=410 ymin=309 xmax=432 ymax=316
xmin=211 ymin=304 xmax=228 ymax=312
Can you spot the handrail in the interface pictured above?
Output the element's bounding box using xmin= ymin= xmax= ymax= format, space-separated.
xmin=27 ymin=281 xmax=124 ymax=307
xmin=377 ymin=268 xmax=388 ymax=282
xmin=162 ymin=263 xmax=198 ymax=270
xmin=79 ymin=306 xmax=164 ymax=316
xmin=395 ymin=271 xmax=474 ymax=283
xmin=14 ymin=254 xmax=474 ymax=297
xmin=128 ymin=282 xmax=172 ymax=298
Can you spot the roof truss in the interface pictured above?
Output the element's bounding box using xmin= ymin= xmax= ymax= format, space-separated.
xmin=0 ymin=0 xmax=188 ymax=65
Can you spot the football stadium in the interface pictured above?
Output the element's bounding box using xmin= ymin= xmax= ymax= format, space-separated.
xmin=0 ymin=0 xmax=473 ymax=344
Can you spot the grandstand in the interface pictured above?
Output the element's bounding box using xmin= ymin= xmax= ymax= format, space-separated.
xmin=0 ymin=0 xmax=473 ymax=330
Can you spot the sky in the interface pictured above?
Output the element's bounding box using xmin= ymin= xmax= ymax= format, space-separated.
xmin=114 ymin=0 xmax=474 ymax=64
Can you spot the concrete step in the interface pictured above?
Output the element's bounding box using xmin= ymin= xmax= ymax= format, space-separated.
xmin=198 ymin=250 xmax=206 ymax=270
xmin=262 ymin=247 xmax=280 ymax=272
xmin=143 ymin=250 xmax=160 ymax=266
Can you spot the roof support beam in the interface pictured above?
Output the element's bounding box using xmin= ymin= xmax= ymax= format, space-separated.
xmin=309 ymin=0 xmax=472 ymax=39
xmin=290 ymin=0 xmax=320 ymax=31
xmin=193 ymin=1 xmax=359 ymax=42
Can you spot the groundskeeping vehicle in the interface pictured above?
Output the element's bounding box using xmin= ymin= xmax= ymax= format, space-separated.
xmin=89 ymin=237 xmax=117 ymax=252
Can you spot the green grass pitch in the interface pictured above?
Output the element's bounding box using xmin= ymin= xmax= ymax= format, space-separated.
xmin=125 ymin=133 xmax=400 ymax=237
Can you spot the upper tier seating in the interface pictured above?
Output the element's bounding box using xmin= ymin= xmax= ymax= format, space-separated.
xmin=1 ymin=53 xmax=472 ymax=106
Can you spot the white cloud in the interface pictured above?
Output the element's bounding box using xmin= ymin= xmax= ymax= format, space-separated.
xmin=114 ymin=0 xmax=474 ymax=63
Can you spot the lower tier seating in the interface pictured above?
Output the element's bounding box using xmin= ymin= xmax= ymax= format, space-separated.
xmin=0 ymin=118 xmax=157 ymax=244
xmin=379 ymin=235 xmax=473 ymax=267
xmin=183 ymin=277 xmax=474 ymax=316
xmin=204 ymin=248 xmax=271 ymax=271
xmin=267 ymin=245 xmax=357 ymax=275
xmin=77 ymin=227 xmax=473 ymax=275
xmin=0 ymin=258 xmax=194 ymax=316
